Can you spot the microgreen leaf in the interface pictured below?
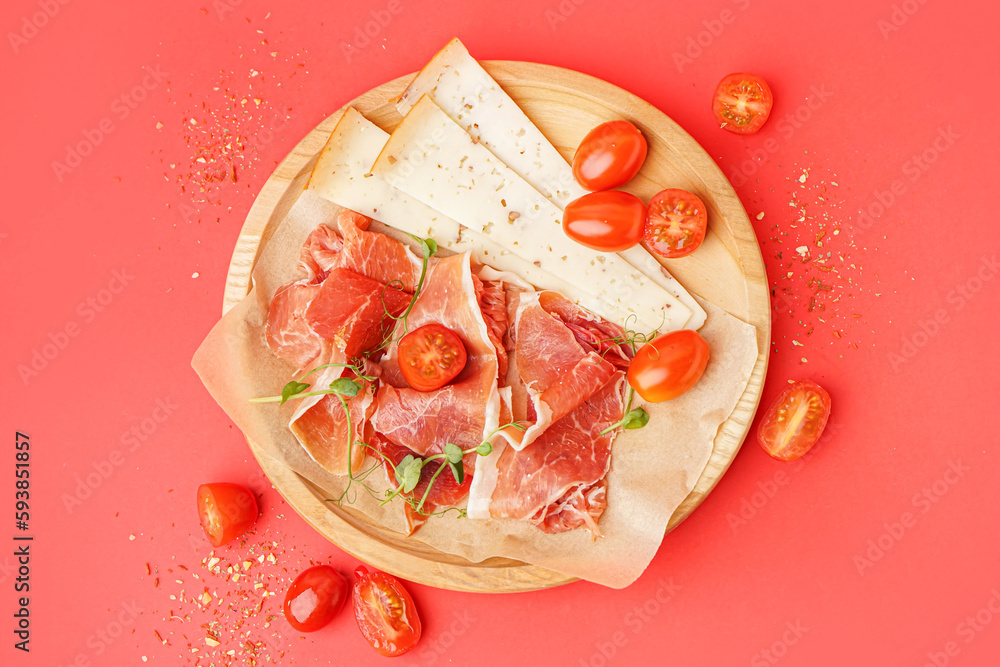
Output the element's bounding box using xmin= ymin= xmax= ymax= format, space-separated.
xmin=420 ymin=237 xmax=438 ymax=259
xmin=280 ymin=381 xmax=310 ymax=405
xmin=443 ymin=443 xmax=464 ymax=464
xmin=621 ymin=407 xmax=650 ymax=430
xmin=448 ymin=460 xmax=464 ymax=485
xmin=400 ymin=458 xmax=423 ymax=493
xmin=394 ymin=454 xmax=414 ymax=485
xmin=329 ymin=377 xmax=361 ymax=397
xmin=476 ymin=441 xmax=493 ymax=456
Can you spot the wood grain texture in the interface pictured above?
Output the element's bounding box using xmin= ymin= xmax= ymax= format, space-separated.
xmin=222 ymin=62 xmax=770 ymax=592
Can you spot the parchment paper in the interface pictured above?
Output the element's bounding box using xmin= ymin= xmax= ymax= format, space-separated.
xmin=192 ymin=191 xmax=758 ymax=588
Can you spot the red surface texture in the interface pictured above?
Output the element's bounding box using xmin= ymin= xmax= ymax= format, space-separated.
xmin=2 ymin=1 xmax=999 ymax=665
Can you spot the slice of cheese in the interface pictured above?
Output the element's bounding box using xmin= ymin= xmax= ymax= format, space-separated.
xmin=370 ymin=96 xmax=692 ymax=333
xmin=396 ymin=37 xmax=707 ymax=330
xmin=305 ymin=107 xmax=632 ymax=324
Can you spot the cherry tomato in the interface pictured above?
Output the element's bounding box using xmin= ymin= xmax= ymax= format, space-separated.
xmin=563 ymin=190 xmax=645 ymax=252
xmin=398 ymin=323 xmax=468 ymax=392
xmin=572 ymin=120 xmax=648 ymax=190
xmin=627 ymin=330 xmax=710 ymax=403
xmin=644 ymin=189 xmax=708 ymax=259
xmin=196 ymin=483 xmax=258 ymax=547
xmin=711 ymin=73 xmax=773 ymax=135
xmin=353 ymin=566 xmax=421 ymax=657
xmin=757 ymin=380 xmax=832 ymax=461
xmin=283 ymin=565 xmax=349 ymax=633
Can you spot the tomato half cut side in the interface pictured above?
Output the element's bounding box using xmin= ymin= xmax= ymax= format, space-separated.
xmin=644 ymin=189 xmax=708 ymax=259
xmin=757 ymin=380 xmax=832 ymax=461
xmin=572 ymin=120 xmax=648 ymax=191
xmin=353 ymin=566 xmax=422 ymax=657
xmin=563 ymin=190 xmax=646 ymax=252
xmin=397 ymin=323 xmax=468 ymax=392
xmin=712 ymin=73 xmax=773 ymax=135
xmin=627 ymin=330 xmax=710 ymax=403
xmin=196 ymin=483 xmax=258 ymax=547
xmin=283 ymin=565 xmax=349 ymax=633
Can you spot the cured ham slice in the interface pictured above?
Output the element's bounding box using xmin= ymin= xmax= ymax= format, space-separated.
xmin=265 ymin=282 xmax=323 ymax=373
xmin=372 ymin=252 xmax=502 ymax=507
xmin=483 ymin=374 xmax=624 ymax=537
xmin=370 ymin=434 xmax=473 ymax=534
xmin=497 ymin=291 xmax=622 ymax=451
xmin=289 ymin=364 xmax=375 ymax=476
xmin=265 ymin=214 xmax=426 ymax=476
xmin=305 ymin=267 xmax=411 ymax=358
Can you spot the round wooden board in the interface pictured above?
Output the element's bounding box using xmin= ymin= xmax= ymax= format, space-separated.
xmin=223 ymin=61 xmax=771 ymax=592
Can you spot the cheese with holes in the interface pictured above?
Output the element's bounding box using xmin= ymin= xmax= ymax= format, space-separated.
xmin=396 ymin=37 xmax=707 ymax=330
xmin=305 ymin=107 xmax=633 ymax=324
xmin=370 ymin=96 xmax=692 ymax=333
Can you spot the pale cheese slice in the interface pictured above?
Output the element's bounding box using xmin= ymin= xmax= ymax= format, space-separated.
xmin=305 ymin=107 xmax=633 ymax=324
xmin=371 ymin=96 xmax=692 ymax=333
xmin=396 ymin=37 xmax=707 ymax=330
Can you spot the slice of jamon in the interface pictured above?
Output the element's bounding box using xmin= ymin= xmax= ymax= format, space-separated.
xmin=373 ymin=251 xmax=501 ymax=494
xmin=297 ymin=210 xmax=370 ymax=283
xmin=288 ymin=360 xmax=376 ymax=476
xmin=265 ymin=281 xmax=323 ymax=373
xmin=497 ymin=291 xmax=621 ymax=451
xmin=370 ymin=434 xmax=473 ymax=535
xmin=485 ymin=374 xmax=623 ymax=537
xmin=537 ymin=291 xmax=631 ymax=371
xmin=474 ymin=272 xmax=508 ymax=379
xmin=305 ymin=267 xmax=411 ymax=359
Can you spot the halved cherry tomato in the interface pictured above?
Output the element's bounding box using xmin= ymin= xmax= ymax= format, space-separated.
xmin=397 ymin=323 xmax=467 ymax=392
xmin=757 ymin=380 xmax=832 ymax=461
xmin=572 ymin=120 xmax=648 ymax=190
xmin=563 ymin=190 xmax=645 ymax=252
xmin=283 ymin=565 xmax=349 ymax=633
xmin=644 ymin=189 xmax=708 ymax=258
xmin=627 ymin=330 xmax=710 ymax=402
xmin=196 ymin=483 xmax=258 ymax=547
xmin=712 ymin=73 xmax=773 ymax=135
xmin=353 ymin=566 xmax=421 ymax=657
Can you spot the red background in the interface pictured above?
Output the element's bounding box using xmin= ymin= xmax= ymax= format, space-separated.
xmin=3 ymin=0 xmax=999 ymax=665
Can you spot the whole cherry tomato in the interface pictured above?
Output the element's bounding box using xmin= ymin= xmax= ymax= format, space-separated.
xmin=283 ymin=565 xmax=349 ymax=633
xmin=196 ymin=483 xmax=258 ymax=547
xmin=627 ymin=330 xmax=710 ymax=402
xmin=711 ymin=72 xmax=773 ymax=135
xmin=398 ymin=323 xmax=468 ymax=392
xmin=563 ymin=190 xmax=646 ymax=252
xmin=353 ymin=566 xmax=422 ymax=657
xmin=572 ymin=120 xmax=648 ymax=190
xmin=757 ymin=380 xmax=832 ymax=461
xmin=644 ymin=189 xmax=708 ymax=259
